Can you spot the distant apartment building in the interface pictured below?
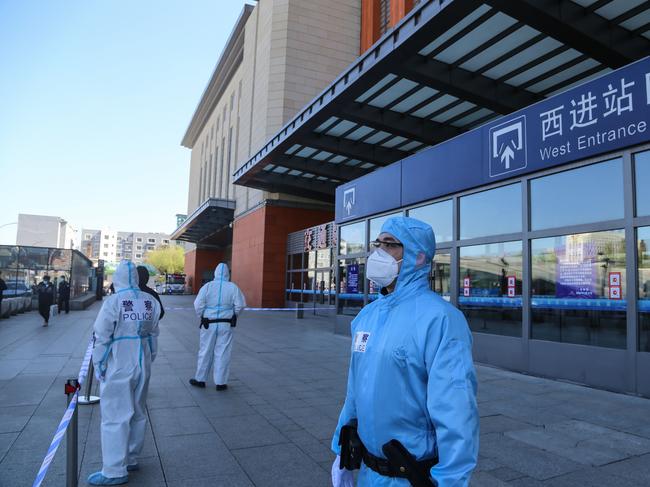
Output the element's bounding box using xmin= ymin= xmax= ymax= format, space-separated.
xmin=16 ymin=214 xmax=79 ymax=249
xmin=81 ymin=229 xmax=171 ymax=265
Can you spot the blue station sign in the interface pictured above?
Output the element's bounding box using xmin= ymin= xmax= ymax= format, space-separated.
xmin=336 ymin=57 xmax=650 ymax=223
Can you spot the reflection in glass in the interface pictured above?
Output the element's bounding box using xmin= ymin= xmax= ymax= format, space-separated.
xmin=70 ymin=252 xmax=93 ymax=297
xmin=459 ymin=241 xmax=522 ymax=337
xmin=635 ymin=151 xmax=650 ymax=216
xmin=0 ymin=246 xmax=19 ymax=269
xmin=530 ymin=158 xmax=623 ymax=230
xmin=338 ymin=258 xmax=365 ymax=315
xmin=638 ymin=227 xmax=650 ymax=351
xmin=460 ymin=184 xmax=521 ymax=240
xmin=430 ymin=251 xmax=451 ymax=301
xmin=308 ymin=251 xmax=316 ymax=269
xmin=408 ymin=200 xmax=453 ymax=243
xmin=19 ymin=247 xmax=49 ymax=269
xmin=286 ymin=271 xmax=301 ymax=302
xmin=340 ymin=222 xmax=366 ymax=255
xmin=291 ymin=253 xmax=302 ymax=270
xmin=369 ymin=212 xmax=401 ymax=249
xmin=316 ymin=249 xmax=331 ymax=269
xmin=531 ymin=230 xmax=626 ymax=349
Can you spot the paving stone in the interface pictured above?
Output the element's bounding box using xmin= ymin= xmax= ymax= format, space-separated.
xmin=157 ymin=432 xmax=242 ymax=481
xmin=487 ymin=466 xmax=526 ymax=481
xmin=166 ymin=473 xmax=254 ymax=487
xmin=505 ymin=419 xmax=650 ymax=466
xmin=148 ymin=406 xmax=214 ymax=437
xmin=542 ymin=467 xmax=645 ymax=487
xmin=0 ymin=405 xmax=36 ymax=433
xmin=480 ymin=433 xmax=582 ymax=480
xmin=598 ymin=453 xmax=650 ymax=484
xmin=469 ymin=471 xmax=511 ymax=486
xmin=208 ymin=413 xmax=288 ymax=450
xmin=480 ymin=414 xmax=533 ymax=434
xmin=232 ymin=443 xmax=331 ymax=487
xmin=0 ymin=432 xmax=18 ymax=463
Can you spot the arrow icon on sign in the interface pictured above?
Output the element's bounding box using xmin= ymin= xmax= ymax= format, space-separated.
xmin=501 ymin=144 xmax=515 ymax=169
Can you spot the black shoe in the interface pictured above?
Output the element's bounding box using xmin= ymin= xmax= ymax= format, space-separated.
xmin=216 ymin=384 xmax=228 ymax=391
xmin=189 ymin=379 xmax=206 ymax=388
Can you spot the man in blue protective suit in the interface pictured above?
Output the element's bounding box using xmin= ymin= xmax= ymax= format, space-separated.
xmin=189 ymin=262 xmax=245 ymax=390
xmin=88 ymin=260 xmax=161 ymax=485
xmin=331 ymin=216 xmax=478 ymax=487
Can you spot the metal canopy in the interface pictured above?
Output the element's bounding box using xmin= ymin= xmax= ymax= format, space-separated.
xmin=233 ymin=0 xmax=650 ymax=202
xmin=171 ymin=198 xmax=235 ymax=247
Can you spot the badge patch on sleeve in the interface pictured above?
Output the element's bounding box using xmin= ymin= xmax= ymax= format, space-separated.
xmin=353 ymin=331 xmax=371 ymax=353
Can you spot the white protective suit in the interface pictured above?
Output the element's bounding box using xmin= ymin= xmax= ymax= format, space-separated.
xmin=193 ymin=263 xmax=246 ymax=385
xmin=92 ymin=260 xmax=161 ymax=479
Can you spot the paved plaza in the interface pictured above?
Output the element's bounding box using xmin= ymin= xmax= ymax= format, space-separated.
xmin=0 ymin=296 xmax=649 ymax=486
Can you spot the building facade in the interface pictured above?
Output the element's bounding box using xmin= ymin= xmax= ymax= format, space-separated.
xmin=16 ymin=214 xmax=79 ymax=250
xmin=81 ymin=229 xmax=171 ymax=265
xmin=174 ymin=0 xmax=426 ymax=303
xmin=174 ymin=0 xmax=650 ymax=394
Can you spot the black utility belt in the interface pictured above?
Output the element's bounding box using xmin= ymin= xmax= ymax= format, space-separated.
xmin=200 ymin=315 xmax=237 ymax=329
xmin=363 ymin=449 xmax=437 ymax=479
xmin=339 ymin=420 xmax=438 ymax=486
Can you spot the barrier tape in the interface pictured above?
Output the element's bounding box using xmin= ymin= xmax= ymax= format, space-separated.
xmin=32 ymin=338 xmax=94 ymax=487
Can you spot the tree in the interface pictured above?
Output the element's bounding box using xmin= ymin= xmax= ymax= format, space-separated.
xmin=145 ymin=245 xmax=184 ymax=274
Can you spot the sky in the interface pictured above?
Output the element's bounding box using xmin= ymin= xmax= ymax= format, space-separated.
xmin=0 ymin=0 xmax=251 ymax=244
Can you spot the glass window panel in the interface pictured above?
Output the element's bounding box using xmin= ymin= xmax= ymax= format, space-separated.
xmin=635 ymin=150 xmax=650 ymax=216
xmin=369 ymin=212 xmax=402 ymax=249
xmin=531 ymin=230 xmax=626 ymax=349
xmin=49 ymin=249 xmax=72 ymax=271
xmin=18 ymin=247 xmax=49 ymax=270
xmin=291 ymin=253 xmax=302 ymax=270
xmin=459 ymin=241 xmax=523 ymax=337
xmin=70 ymin=252 xmax=93 ymax=298
xmin=338 ymin=258 xmax=365 ymax=315
xmin=0 ymin=246 xmax=19 ymax=269
xmin=308 ymin=251 xmax=316 ymax=269
xmin=368 ymin=79 xmax=418 ymax=108
xmin=530 ymin=159 xmax=623 ymax=230
xmin=340 ymin=222 xmax=366 ymax=256
xmin=408 ymin=200 xmax=453 ymax=243
xmin=316 ymin=249 xmax=331 ymax=269
xmin=638 ymin=227 xmax=650 ymax=352
xmin=431 ymin=251 xmax=451 ymax=301
xmin=460 ymin=184 xmax=521 ymax=240
xmin=286 ymin=271 xmax=302 ymax=302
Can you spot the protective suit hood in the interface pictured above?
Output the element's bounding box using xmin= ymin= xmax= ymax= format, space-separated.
xmin=136 ymin=266 xmax=150 ymax=287
xmin=213 ymin=263 xmax=230 ymax=282
xmin=113 ymin=260 xmax=140 ymax=292
xmin=380 ymin=216 xmax=436 ymax=293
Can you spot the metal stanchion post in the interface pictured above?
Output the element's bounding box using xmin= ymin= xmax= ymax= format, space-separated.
xmin=78 ymin=361 xmax=100 ymax=405
xmin=296 ymin=302 xmax=304 ymax=319
xmin=65 ymin=379 xmax=79 ymax=487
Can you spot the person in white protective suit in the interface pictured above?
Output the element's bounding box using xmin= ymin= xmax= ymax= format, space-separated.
xmin=88 ymin=260 xmax=161 ymax=486
xmin=189 ymin=262 xmax=245 ymax=391
xmin=331 ymin=216 xmax=478 ymax=487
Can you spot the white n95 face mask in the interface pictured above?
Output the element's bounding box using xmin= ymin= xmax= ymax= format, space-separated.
xmin=366 ymin=248 xmax=402 ymax=288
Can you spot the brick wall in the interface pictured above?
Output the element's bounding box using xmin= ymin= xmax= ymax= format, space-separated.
xmin=232 ymin=204 xmax=333 ymax=307
xmin=184 ymin=247 xmax=225 ymax=294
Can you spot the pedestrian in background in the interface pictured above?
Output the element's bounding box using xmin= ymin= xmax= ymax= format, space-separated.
xmin=88 ymin=260 xmax=161 ymax=485
xmin=189 ymin=263 xmax=245 ymax=391
xmin=58 ymin=275 xmax=71 ymax=314
xmin=137 ymin=266 xmax=164 ymax=320
xmin=37 ymin=275 xmax=55 ymax=326
xmin=0 ymin=271 xmax=7 ymax=313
